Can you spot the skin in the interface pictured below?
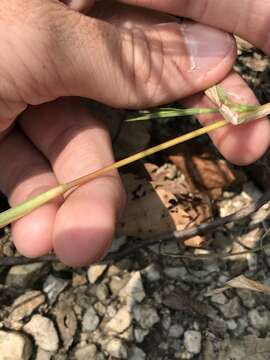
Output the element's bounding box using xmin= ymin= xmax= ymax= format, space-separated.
xmin=0 ymin=0 xmax=269 ymax=266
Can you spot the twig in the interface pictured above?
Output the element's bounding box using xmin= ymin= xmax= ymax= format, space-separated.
xmin=1 ymin=188 xmax=269 ymax=266
xmin=0 ymin=254 xmax=57 ymax=266
xmin=104 ymin=188 xmax=270 ymax=262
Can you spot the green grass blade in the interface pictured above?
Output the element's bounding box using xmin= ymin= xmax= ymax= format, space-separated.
xmin=0 ymin=185 xmax=66 ymax=228
xmin=127 ymin=108 xmax=219 ymax=122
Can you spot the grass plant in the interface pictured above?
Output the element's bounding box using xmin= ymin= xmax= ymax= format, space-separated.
xmin=0 ymin=85 xmax=269 ymax=228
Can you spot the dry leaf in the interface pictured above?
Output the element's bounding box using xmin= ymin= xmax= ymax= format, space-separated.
xmin=118 ymin=173 xmax=191 ymax=238
xmin=206 ymin=275 xmax=270 ymax=296
xmin=226 ymin=275 xmax=270 ymax=293
xmin=170 ymin=153 xmax=237 ymax=198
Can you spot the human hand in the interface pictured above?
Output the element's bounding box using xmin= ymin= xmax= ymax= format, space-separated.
xmin=0 ymin=0 xmax=265 ymax=266
xmin=119 ymin=0 xmax=270 ymax=164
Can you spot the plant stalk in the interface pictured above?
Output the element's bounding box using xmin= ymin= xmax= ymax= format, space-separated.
xmin=0 ymin=119 xmax=227 ymax=228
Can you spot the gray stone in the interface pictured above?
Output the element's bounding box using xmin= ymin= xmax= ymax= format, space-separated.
xmin=119 ymin=272 xmax=145 ymax=305
xmin=0 ymin=331 xmax=32 ymax=360
xmin=95 ymin=283 xmax=109 ymax=302
xmin=35 ymin=349 xmax=52 ymax=360
xmin=9 ymin=290 xmax=45 ymax=322
xmin=6 ymin=263 xmax=46 ymax=288
xmin=247 ymin=253 xmax=258 ymax=273
xmin=96 ymin=354 xmax=106 ymax=360
xmin=164 ymin=267 xmax=187 ymax=280
xmin=234 ymin=318 xmax=248 ymax=337
xmin=75 ymin=344 xmax=97 ymax=360
xmin=219 ymin=297 xmax=242 ymax=319
xmin=119 ymin=326 xmax=134 ymax=341
xmin=161 ymin=313 xmax=171 ymax=330
xmin=107 ymin=304 xmax=117 ymax=318
xmin=106 ymin=306 xmax=132 ymax=333
xmin=43 ymin=275 xmax=68 ymax=304
xmin=134 ymin=327 xmax=149 ymax=343
xmin=87 ymin=265 xmax=108 ymax=284
xmin=109 ymin=276 xmax=129 ymax=296
xmin=24 ymin=315 xmax=59 ymax=352
xmin=248 ymin=309 xmax=270 ymax=331
xmin=94 ymin=302 xmax=106 ymax=316
xmin=141 ymin=264 xmax=161 ymax=282
xmin=184 ymin=330 xmax=202 ymax=354
xmin=226 ymin=319 xmax=237 ymax=330
xmin=109 ymin=235 xmax=127 ymax=253
xmin=210 ymin=293 xmax=228 ymax=305
xmin=128 ymin=345 xmax=146 ymax=360
xmin=82 ymin=306 xmax=100 ymax=332
xmin=169 ymin=324 xmax=184 ymax=338
xmin=133 ymin=304 xmax=160 ymax=329
xmin=107 ymin=265 xmax=122 ymax=276
xmin=237 ymin=289 xmax=256 ymax=309
xmin=104 ymin=338 xmax=128 ymax=359
xmin=217 ymin=335 xmax=270 ymax=359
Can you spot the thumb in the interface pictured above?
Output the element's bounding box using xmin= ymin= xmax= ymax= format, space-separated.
xmin=62 ymin=0 xmax=96 ymax=12
xmin=58 ymin=10 xmax=236 ymax=108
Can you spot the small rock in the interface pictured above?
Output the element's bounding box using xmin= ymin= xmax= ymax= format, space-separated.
xmin=209 ymin=318 xmax=226 ymax=337
xmin=75 ymin=344 xmax=97 ymax=360
xmin=237 ymin=289 xmax=256 ymax=309
xmin=107 ymin=304 xmax=117 ymax=318
xmin=87 ymin=265 xmax=108 ymax=284
xmin=227 ymin=319 xmax=237 ymax=330
xmin=164 ymin=267 xmax=187 ymax=280
xmin=141 ymin=264 xmax=161 ymax=282
xmin=72 ymin=272 xmax=87 ymax=287
xmin=104 ymin=338 xmax=128 ymax=359
xmin=219 ymin=297 xmax=242 ymax=319
xmin=169 ymin=324 xmax=184 ymax=338
xmin=234 ymin=318 xmax=248 ymax=337
xmin=0 ymin=330 xmax=32 ymax=360
xmin=95 ymin=283 xmax=109 ymax=302
xmin=119 ymin=326 xmax=134 ymax=341
xmin=248 ymin=309 xmax=270 ymax=331
xmin=134 ymin=327 xmax=149 ymax=343
xmin=133 ymin=304 xmax=160 ymax=329
xmin=96 ymin=354 xmax=106 ymax=360
xmin=106 ymin=306 xmax=132 ymax=333
xmin=53 ymin=301 xmax=77 ymax=350
xmin=94 ymin=302 xmax=106 ymax=316
xmin=184 ymin=330 xmax=202 ymax=354
xmin=128 ymin=345 xmax=146 ymax=360
xmin=43 ymin=275 xmax=68 ymax=304
xmin=82 ymin=306 xmax=100 ymax=332
xmin=6 ymin=263 xmax=46 ymax=288
xmin=35 ymin=348 xmax=52 ymax=360
xmin=109 ymin=276 xmax=129 ymax=296
xmin=9 ymin=290 xmax=45 ymax=322
xmin=109 ymin=235 xmax=127 ymax=253
xmin=107 ymin=265 xmax=122 ymax=277
xmin=247 ymin=253 xmax=258 ymax=273
xmin=210 ymin=293 xmax=228 ymax=305
xmin=119 ymin=272 xmax=145 ymax=304
xmin=162 ymin=313 xmax=171 ymax=330
xmin=24 ymin=315 xmax=59 ymax=352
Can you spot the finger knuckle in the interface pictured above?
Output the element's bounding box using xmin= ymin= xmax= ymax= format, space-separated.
xmin=0 ymin=0 xmax=68 ymax=105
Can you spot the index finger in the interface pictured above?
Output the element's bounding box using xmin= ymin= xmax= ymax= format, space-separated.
xmin=119 ymin=0 xmax=270 ymax=53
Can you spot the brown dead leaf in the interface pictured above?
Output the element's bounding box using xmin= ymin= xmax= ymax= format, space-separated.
xmin=119 ymin=173 xmax=191 ymax=238
xmin=206 ymin=275 xmax=270 ymax=297
xmin=184 ymin=236 xmax=205 ymax=248
xmin=170 ymin=153 xmax=237 ymax=199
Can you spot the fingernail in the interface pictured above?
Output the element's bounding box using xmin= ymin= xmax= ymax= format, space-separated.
xmin=181 ymin=22 xmax=235 ymax=72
